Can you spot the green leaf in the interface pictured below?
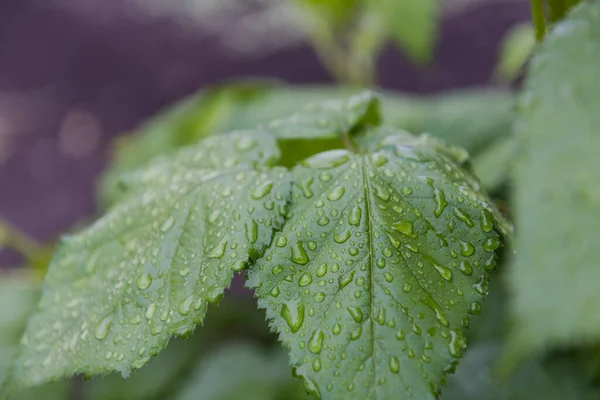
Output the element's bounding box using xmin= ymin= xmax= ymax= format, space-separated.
xmin=471 ymin=136 xmax=516 ymax=192
xmin=495 ymin=23 xmax=536 ymax=82
xmin=265 ymin=91 xmax=381 ymax=140
xmin=174 ymin=343 xmax=307 ymax=400
xmin=84 ymin=298 xmax=275 ymax=400
xmin=0 ymin=273 xmax=69 ymax=400
xmin=386 ymin=90 xmax=515 ymax=157
xmin=442 ymin=343 xmax=599 ymax=400
xmin=7 ymin=131 xmax=290 ymax=391
xmin=369 ymin=0 xmax=439 ymax=64
xmin=98 ymin=82 xmax=272 ymax=207
xmin=249 ymin=129 xmax=505 ymax=399
xmin=506 ymin=0 xmax=600 ymax=362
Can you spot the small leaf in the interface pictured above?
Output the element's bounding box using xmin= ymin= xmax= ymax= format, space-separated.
xmin=368 ymin=0 xmax=439 ymax=64
xmin=249 ymin=129 xmax=505 ymax=399
xmin=265 ymin=91 xmax=381 ymax=140
xmin=495 ymin=23 xmax=536 ymax=82
xmin=506 ymin=0 xmax=600 ymax=363
xmin=7 ymin=131 xmax=290 ymax=391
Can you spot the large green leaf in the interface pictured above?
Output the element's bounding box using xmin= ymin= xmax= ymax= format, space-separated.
xmin=6 ymin=131 xmax=290 ymax=391
xmin=249 ymin=129 xmax=505 ymax=399
xmin=506 ymin=1 xmax=600 ymax=361
xmin=368 ymin=0 xmax=439 ymax=64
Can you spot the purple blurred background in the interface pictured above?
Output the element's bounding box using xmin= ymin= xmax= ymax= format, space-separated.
xmin=0 ymin=0 xmax=529 ymax=267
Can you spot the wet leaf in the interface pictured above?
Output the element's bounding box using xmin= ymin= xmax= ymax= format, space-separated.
xmin=265 ymin=91 xmax=381 ymax=140
xmin=6 ymin=131 xmax=290 ymax=391
xmin=249 ymin=129 xmax=505 ymax=399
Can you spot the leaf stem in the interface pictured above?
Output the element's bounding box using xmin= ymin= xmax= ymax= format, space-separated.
xmin=531 ymin=0 xmax=547 ymax=40
xmin=342 ymin=131 xmax=358 ymax=153
xmin=0 ymin=216 xmax=51 ymax=270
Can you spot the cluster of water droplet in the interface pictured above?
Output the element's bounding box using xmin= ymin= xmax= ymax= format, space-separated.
xmin=251 ymin=137 xmax=502 ymax=399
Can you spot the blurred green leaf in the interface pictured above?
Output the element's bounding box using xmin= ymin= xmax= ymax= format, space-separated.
xmin=368 ymin=0 xmax=439 ymax=64
xmin=85 ymin=298 xmax=275 ymax=400
xmin=472 ymin=137 xmax=516 ymax=192
xmin=0 ymin=273 xmax=69 ymax=400
xmin=7 ymin=131 xmax=290 ymax=393
xmin=496 ymin=23 xmax=536 ymax=82
xmin=506 ymin=0 xmax=600 ymax=365
xmin=175 ymin=343 xmax=309 ymax=400
xmin=265 ymin=91 xmax=380 ymax=140
xmin=442 ymin=343 xmax=599 ymax=400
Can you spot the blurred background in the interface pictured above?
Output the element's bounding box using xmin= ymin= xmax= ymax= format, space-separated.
xmin=0 ymin=0 xmax=529 ymax=268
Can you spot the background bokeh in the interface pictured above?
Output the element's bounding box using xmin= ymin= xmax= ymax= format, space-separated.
xmin=0 ymin=0 xmax=528 ymax=267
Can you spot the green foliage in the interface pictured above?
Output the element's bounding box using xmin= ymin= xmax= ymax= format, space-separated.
xmin=507 ymin=0 xmax=600 ymax=363
xmin=99 ymin=84 xmax=514 ymax=206
xmin=495 ymin=23 xmax=536 ymax=82
xmin=4 ymin=92 xmax=508 ymax=400
xmin=8 ymin=130 xmax=290 ymax=390
xmin=249 ymin=130 xmax=505 ymax=399
xmin=368 ymin=0 xmax=439 ymax=64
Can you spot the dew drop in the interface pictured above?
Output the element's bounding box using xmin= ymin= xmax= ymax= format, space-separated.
xmin=316 ymin=263 xmax=327 ymax=277
xmin=391 ymin=220 xmax=417 ymax=238
xmin=460 ymin=241 xmax=475 ymax=256
xmin=383 ymin=272 xmax=393 ymax=282
xmin=136 ymin=273 xmax=152 ymax=290
xmin=389 ymin=356 xmax=400 ymax=374
xmin=291 ymin=241 xmax=310 ymax=265
xmin=313 ymin=292 xmax=325 ymax=302
xmin=178 ymin=296 xmax=194 ymax=316
xmin=299 ymin=273 xmax=313 ymax=286
xmin=312 ymin=357 xmax=322 ymax=372
xmin=276 ymin=236 xmax=287 ymax=247
xmin=483 ymin=236 xmax=501 ymax=252
xmin=433 ymin=188 xmax=447 ymax=217
xmin=251 ymin=181 xmax=273 ymax=200
xmin=281 ymin=301 xmax=305 ymax=333
xmin=348 ymin=206 xmax=362 ymax=226
xmin=308 ymin=329 xmax=324 ymax=354
xmin=270 ymin=286 xmax=281 ymax=298
xmin=448 ymin=330 xmax=467 ymax=358
xmin=452 ymin=208 xmax=474 ymax=228
xmin=459 ymin=261 xmax=473 ymax=276
xmin=481 ymin=210 xmax=494 ymax=232
xmin=347 ymin=306 xmax=363 ymax=323
xmin=160 ymin=216 xmax=174 ymax=232
xmin=95 ymin=315 xmax=112 ymax=340
xmin=334 ymin=230 xmax=351 ymax=244
xmin=332 ymin=323 xmax=342 ymax=335
xmin=245 ymin=219 xmax=258 ymax=244
xmin=327 ymin=186 xmax=345 ymax=201
xmin=145 ymin=303 xmax=157 ymax=320
xmin=339 ymin=270 xmax=355 ymax=290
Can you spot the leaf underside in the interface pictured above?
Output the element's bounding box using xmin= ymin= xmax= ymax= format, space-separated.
xmin=249 ymin=131 xmax=503 ymax=399
xmin=9 ymin=131 xmax=290 ymax=389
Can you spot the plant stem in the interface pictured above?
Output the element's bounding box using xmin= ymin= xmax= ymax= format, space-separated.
xmin=531 ymin=0 xmax=547 ymax=40
xmin=0 ymin=216 xmax=51 ymax=270
xmin=342 ymin=131 xmax=357 ymax=153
